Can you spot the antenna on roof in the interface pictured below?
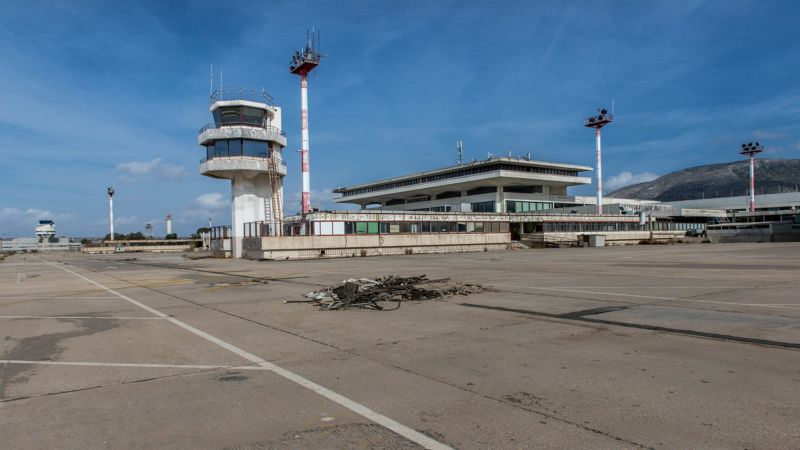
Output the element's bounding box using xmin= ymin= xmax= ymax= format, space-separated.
xmin=209 ymin=64 xmax=213 ymax=96
xmin=457 ymin=140 xmax=463 ymax=164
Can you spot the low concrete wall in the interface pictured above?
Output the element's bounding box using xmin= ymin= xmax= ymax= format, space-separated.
xmin=708 ymin=228 xmax=800 ymax=243
xmin=521 ymin=230 xmax=687 ymax=246
xmin=82 ymin=245 xmax=192 ymax=254
xmin=243 ymin=233 xmax=511 ymax=260
xmin=210 ymin=238 xmax=232 ymax=258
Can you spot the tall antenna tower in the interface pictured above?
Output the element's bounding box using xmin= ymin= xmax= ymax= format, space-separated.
xmin=740 ymin=142 xmax=764 ymax=213
xmin=457 ymin=141 xmax=463 ymax=164
xmin=584 ymin=108 xmax=613 ymax=215
xmin=289 ymin=29 xmax=322 ymax=214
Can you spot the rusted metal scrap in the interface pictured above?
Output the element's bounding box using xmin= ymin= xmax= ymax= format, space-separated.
xmin=297 ymin=275 xmax=488 ymax=311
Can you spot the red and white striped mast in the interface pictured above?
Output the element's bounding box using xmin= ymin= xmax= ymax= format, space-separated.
xmin=289 ymin=30 xmax=322 ymax=215
xmin=740 ymin=142 xmax=764 ymax=213
xmin=584 ymin=108 xmax=613 ymax=215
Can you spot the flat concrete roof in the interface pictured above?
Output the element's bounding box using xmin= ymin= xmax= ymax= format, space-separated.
xmin=334 ymin=156 xmax=593 ymax=194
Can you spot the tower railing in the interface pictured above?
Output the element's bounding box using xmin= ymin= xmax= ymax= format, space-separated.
xmin=200 ymin=155 xmax=288 ymax=170
xmin=211 ymin=88 xmax=274 ymax=105
xmin=199 ymin=122 xmax=286 ymax=136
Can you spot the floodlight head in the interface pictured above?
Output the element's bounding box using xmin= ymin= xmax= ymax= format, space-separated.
xmin=107 ymin=186 xmax=115 ymax=197
xmin=584 ymin=107 xmax=613 ymax=128
xmin=740 ymin=141 xmax=764 ymax=156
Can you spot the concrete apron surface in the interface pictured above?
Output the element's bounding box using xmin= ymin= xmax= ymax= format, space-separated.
xmin=0 ymin=243 xmax=799 ymax=449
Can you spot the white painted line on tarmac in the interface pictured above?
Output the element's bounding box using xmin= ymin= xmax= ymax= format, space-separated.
xmin=0 ymin=296 xmax=120 ymax=299
xmin=0 ymin=360 xmax=268 ymax=370
xmin=491 ymin=284 xmax=800 ymax=311
xmin=43 ymin=259 xmax=452 ymax=450
xmin=0 ymin=315 xmax=165 ymax=320
xmin=510 ymin=286 xmax=752 ymax=289
xmin=668 ymin=298 xmax=800 ymax=311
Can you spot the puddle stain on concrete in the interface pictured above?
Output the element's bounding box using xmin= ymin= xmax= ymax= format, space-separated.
xmin=218 ymin=373 xmax=249 ymax=383
xmin=0 ymin=318 xmax=119 ymax=399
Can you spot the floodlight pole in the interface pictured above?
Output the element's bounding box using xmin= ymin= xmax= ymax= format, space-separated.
xmin=595 ymin=128 xmax=603 ymax=215
xmin=740 ymin=142 xmax=764 ymax=213
xmin=748 ymin=154 xmax=755 ymax=212
xmin=584 ymin=109 xmax=613 ymax=215
xmin=107 ymin=186 xmax=115 ymax=241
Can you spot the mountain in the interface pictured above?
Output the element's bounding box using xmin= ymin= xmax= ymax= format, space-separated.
xmin=609 ymin=159 xmax=800 ymax=201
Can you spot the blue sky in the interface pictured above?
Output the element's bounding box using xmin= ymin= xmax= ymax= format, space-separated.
xmin=1 ymin=0 xmax=799 ymax=238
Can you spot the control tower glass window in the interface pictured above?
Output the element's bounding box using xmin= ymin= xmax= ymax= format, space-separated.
xmin=205 ymin=139 xmax=271 ymax=160
xmin=213 ymin=106 xmax=267 ymax=127
xmin=242 ymin=107 xmax=266 ymax=127
xmin=218 ymin=107 xmax=240 ymax=126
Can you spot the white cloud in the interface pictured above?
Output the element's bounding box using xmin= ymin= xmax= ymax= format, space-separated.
xmin=0 ymin=206 xmax=73 ymax=237
xmin=1 ymin=207 xmax=54 ymax=220
xmin=605 ymin=171 xmax=660 ymax=191
xmin=115 ymin=158 xmax=188 ymax=181
xmin=193 ymin=193 xmax=228 ymax=210
xmin=0 ymin=207 xmax=21 ymax=219
xmin=753 ymin=130 xmax=787 ymax=139
xmin=24 ymin=208 xmax=53 ymax=219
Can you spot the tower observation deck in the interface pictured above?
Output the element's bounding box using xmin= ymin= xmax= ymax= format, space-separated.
xmin=198 ymin=88 xmax=287 ymax=258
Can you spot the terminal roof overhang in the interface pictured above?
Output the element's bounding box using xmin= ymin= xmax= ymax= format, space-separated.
xmin=334 ymin=157 xmax=592 ymax=204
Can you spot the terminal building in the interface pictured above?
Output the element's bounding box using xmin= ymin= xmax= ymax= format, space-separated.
xmin=332 ymin=156 xmax=592 ymax=213
xmin=228 ymin=155 xmax=706 ymax=260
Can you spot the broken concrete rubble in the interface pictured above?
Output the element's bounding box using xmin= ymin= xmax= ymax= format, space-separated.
xmin=294 ymin=275 xmax=490 ymax=311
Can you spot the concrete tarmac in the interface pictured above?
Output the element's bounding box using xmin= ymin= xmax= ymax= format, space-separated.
xmin=1 ymin=243 xmax=798 ymax=449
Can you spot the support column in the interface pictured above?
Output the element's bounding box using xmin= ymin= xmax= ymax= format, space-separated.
xmin=495 ymin=185 xmax=504 ymax=212
xmin=230 ymin=175 xmax=271 ymax=259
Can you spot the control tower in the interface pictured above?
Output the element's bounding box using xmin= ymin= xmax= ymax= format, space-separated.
xmin=35 ymin=220 xmax=56 ymax=243
xmin=198 ymin=88 xmax=287 ymax=258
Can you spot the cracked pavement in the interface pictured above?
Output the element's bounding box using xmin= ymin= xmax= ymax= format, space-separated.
xmin=1 ymin=243 xmax=799 ymax=448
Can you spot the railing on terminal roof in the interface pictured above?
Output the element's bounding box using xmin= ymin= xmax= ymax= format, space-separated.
xmin=210 ymin=88 xmax=274 ymax=105
xmin=243 ymin=221 xmax=294 ymax=238
xmin=199 ymin=122 xmax=286 ymax=136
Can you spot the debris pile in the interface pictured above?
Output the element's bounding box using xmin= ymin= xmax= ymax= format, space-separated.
xmin=294 ymin=275 xmax=489 ymax=311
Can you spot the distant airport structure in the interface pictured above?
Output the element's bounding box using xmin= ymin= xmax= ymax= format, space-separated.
xmin=1 ymin=220 xmax=81 ymax=252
